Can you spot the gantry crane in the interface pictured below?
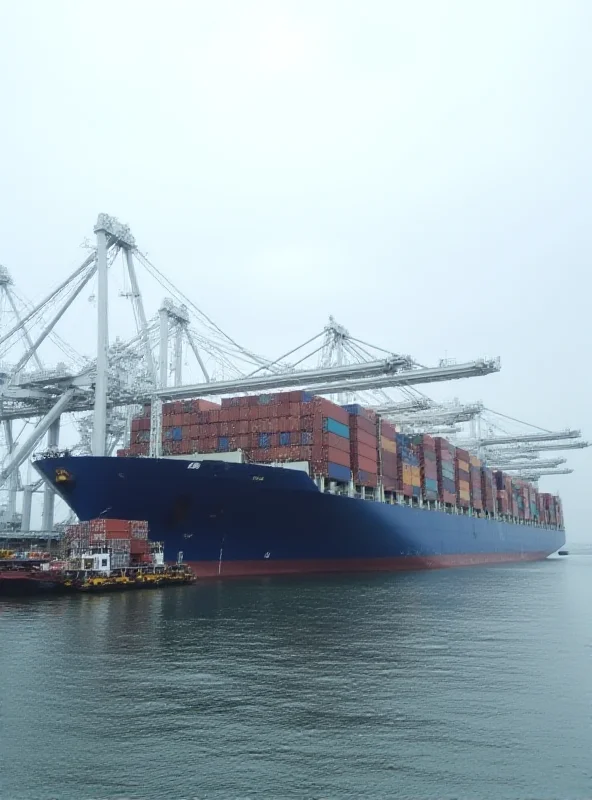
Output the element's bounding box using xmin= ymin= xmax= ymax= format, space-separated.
xmin=0 ymin=214 xmax=503 ymax=527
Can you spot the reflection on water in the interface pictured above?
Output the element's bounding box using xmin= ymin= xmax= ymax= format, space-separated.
xmin=1 ymin=558 xmax=591 ymax=799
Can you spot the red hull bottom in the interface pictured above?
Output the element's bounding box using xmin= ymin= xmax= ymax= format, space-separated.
xmin=186 ymin=551 xmax=551 ymax=579
xmin=0 ymin=571 xmax=61 ymax=595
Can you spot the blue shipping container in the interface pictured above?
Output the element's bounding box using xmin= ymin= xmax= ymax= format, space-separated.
xmin=324 ymin=417 xmax=350 ymax=439
xmin=259 ymin=433 xmax=271 ymax=448
xmin=172 ymin=427 xmax=182 ymax=442
xmin=218 ymin=437 xmax=229 ymax=452
xmin=327 ymin=462 xmax=351 ymax=482
xmin=279 ymin=432 xmax=291 ymax=446
xmin=301 ymin=431 xmax=313 ymax=445
xmin=341 ymin=403 xmax=364 ymax=416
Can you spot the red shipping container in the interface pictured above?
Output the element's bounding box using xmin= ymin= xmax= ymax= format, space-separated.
xmin=349 ymin=416 xmax=376 ymax=436
xmin=312 ymin=445 xmax=350 ymax=468
xmin=381 ymin=451 xmax=398 ymax=470
xmin=379 ymin=419 xmax=397 ymax=440
xmin=352 ymin=454 xmax=378 ymax=474
xmin=324 ymin=431 xmax=351 ymax=454
xmin=350 ymin=441 xmax=377 ymax=462
xmin=192 ymin=399 xmax=220 ymax=412
xmin=130 ymin=539 xmax=150 ymax=555
xmin=350 ymin=428 xmax=377 ymax=448
xmin=313 ymin=398 xmax=349 ymax=426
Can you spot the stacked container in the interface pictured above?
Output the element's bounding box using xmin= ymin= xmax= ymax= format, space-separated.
xmin=455 ymin=448 xmax=471 ymax=508
xmin=315 ymin=400 xmax=352 ymax=481
xmin=129 ymin=408 xmax=150 ymax=456
xmin=529 ymin=486 xmax=539 ymax=521
xmin=64 ymin=518 xmax=152 ymax=568
xmin=376 ymin=418 xmax=398 ymax=490
xmin=392 ymin=434 xmax=416 ymax=497
xmin=481 ymin=467 xmax=496 ymax=514
xmin=343 ymin=404 xmax=378 ymax=487
xmin=154 ymin=391 xmax=355 ymax=483
xmin=469 ymin=455 xmax=483 ymax=510
xmin=541 ymin=494 xmax=558 ymax=526
xmin=435 ymin=438 xmax=456 ymax=504
xmin=494 ymin=472 xmax=513 ymax=517
xmin=555 ymin=497 xmax=564 ymax=528
xmin=126 ymin=394 xmax=563 ymax=525
xmin=414 ymin=434 xmax=438 ymax=502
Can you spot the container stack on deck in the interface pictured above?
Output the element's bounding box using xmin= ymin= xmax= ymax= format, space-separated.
xmin=468 ymin=455 xmax=483 ymax=510
xmin=481 ymin=467 xmax=496 ymax=514
xmin=435 ymin=438 xmax=456 ymax=505
xmin=395 ymin=434 xmax=421 ymax=498
xmin=343 ymin=404 xmax=379 ymax=487
xmin=376 ymin=418 xmax=398 ymax=491
xmin=415 ymin=434 xmax=438 ymax=502
xmin=455 ymin=448 xmax=471 ymax=509
xmin=123 ymin=391 xmax=563 ymax=527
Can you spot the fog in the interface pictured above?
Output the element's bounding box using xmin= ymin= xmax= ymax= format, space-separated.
xmin=0 ymin=0 xmax=589 ymax=537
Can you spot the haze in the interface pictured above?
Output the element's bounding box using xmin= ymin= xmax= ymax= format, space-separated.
xmin=0 ymin=0 xmax=589 ymax=539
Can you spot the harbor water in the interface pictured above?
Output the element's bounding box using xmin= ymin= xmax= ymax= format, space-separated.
xmin=1 ymin=556 xmax=591 ymax=800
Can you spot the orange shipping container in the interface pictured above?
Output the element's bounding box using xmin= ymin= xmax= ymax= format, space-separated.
xmin=382 ymin=438 xmax=397 ymax=455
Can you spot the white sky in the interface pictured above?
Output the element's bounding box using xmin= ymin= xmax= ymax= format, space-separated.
xmin=0 ymin=0 xmax=590 ymax=537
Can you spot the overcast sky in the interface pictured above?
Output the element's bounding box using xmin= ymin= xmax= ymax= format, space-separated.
xmin=0 ymin=0 xmax=590 ymax=537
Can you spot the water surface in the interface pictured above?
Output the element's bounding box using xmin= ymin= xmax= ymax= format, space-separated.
xmin=1 ymin=557 xmax=591 ymax=799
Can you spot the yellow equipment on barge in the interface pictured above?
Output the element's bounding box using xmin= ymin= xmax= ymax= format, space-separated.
xmin=64 ymin=564 xmax=195 ymax=593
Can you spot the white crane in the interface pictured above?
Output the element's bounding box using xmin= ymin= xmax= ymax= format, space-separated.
xmin=0 ymin=213 xmax=539 ymax=531
xmin=488 ymin=457 xmax=567 ymax=471
xmin=517 ymin=468 xmax=573 ymax=480
xmin=457 ymin=429 xmax=581 ymax=448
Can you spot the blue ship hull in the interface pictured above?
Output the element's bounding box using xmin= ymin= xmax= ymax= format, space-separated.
xmin=34 ymin=456 xmax=565 ymax=577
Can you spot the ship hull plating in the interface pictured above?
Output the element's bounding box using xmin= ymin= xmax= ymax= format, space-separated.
xmin=34 ymin=457 xmax=565 ymax=578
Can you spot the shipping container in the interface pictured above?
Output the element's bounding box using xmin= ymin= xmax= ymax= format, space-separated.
xmin=323 ymin=417 xmax=350 ymax=439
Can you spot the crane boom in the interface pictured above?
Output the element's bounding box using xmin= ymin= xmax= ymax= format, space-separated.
xmin=153 ymin=359 xmax=500 ymax=401
xmin=519 ymin=468 xmax=574 ymax=479
xmin=486 ymin=441 xmax=589 ymax=455
xmin=459 ymin=430 xmax=581 ymax=447
xmin=488 ymin=457 xmax=567 ymax=471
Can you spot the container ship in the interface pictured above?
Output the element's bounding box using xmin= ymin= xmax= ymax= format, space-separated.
xmin=33 ymin=391 xmax=566 ymax=578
